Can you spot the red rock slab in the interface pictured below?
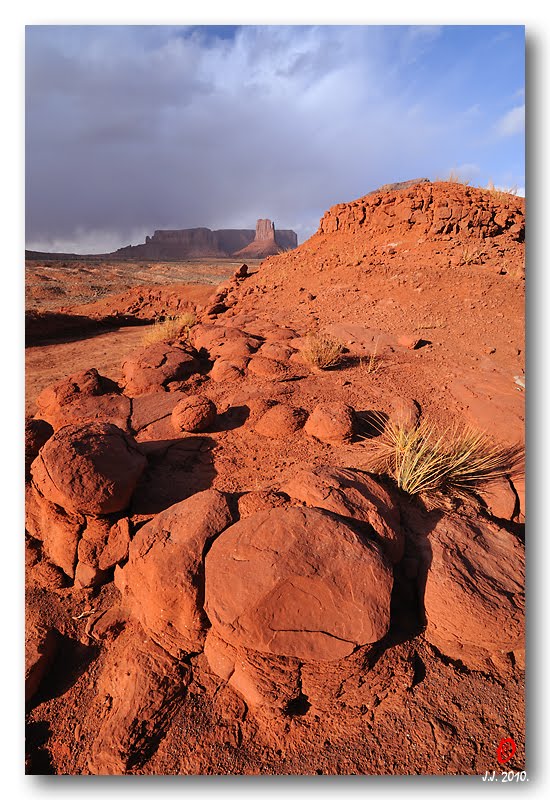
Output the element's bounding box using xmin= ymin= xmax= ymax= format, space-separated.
xmin=421 ymin=513 xmax=524 ymax=670
xmin=116 ymin=489 xmax=233 ymax=657
xmin=205 ymin=506 xmax=393 ymax=662
xmin=26 ymin=483 xmax=84 ymax=578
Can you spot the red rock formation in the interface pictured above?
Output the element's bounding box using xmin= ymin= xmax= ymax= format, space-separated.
xmin=235 ymin=218 xmax=286 ymax=258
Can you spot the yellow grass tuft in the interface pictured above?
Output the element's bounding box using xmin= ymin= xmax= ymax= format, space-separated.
xmin=484 ymin=180 xmax=519 ymax=202
xmin=301 ymin=333 xmax=345 ymax=370
xmin=459 ymin=247 xmax=485 ymax=266
xmin=359 ymin=337 xmax=382 ymax=375
xmin=142 ymin=312 xmax=196 ymax=345
xmin=362 ymin=415 xmax=523 ymax=505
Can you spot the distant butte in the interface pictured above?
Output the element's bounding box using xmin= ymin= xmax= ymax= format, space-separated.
xmin=25 ymin=219 xmax=298 ymax=261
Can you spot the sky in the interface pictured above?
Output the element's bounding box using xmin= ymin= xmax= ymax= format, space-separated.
xmin=25 ymin=24 xmax=525 ymax=253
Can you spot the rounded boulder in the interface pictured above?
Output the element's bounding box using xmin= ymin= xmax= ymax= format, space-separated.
xmin=304 ymin=402 xmax=356 ymax=444
xmin=254 ymin=404 xmax=308 ymax=438
xmin=205 ymin=506 xmax=392 ymax=662
xmin=171 ymin=395 xmax=217 ymax=433
xmin=31 ymin=422 xmax=147 ymax=516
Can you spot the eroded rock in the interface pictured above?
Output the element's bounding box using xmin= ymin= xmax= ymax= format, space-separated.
xmin=116 ymin=489 xmax=233 ymax=657
xmin=205 ymin=506 xmax=393 ymax=662
xmin=31 ymin=422 xmax=147 ymax=516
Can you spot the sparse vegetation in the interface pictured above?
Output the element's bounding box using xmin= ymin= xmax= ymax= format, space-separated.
xmin=301 ymin=332 xmax=345 ymax=370
xmin=459 ymin=247 xmax=485 ymax=266
xmin=446 ymin=169 xmax=470 ymax=185
xmin=359 ymin=338 xmax=382 ymax=375
xmin=362 ymin=415 xmax=523 ymax=505
xmin=484 ymin=180 xmax=519 ymax=202
xmin=142 ymin=311 xmax=196 ymax=345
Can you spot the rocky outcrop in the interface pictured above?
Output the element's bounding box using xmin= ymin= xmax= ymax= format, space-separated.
xmin=122 ymin=343 xmax=200 ymax=396
xmin=234 ymin=218 xmax=297 ymax=258
xmin=319 ymin=181 xmax=524 ymax=243
xmin=204 ymin=506 xmax=393 ymax=662
xmin=416 ymin=514 xmax=525 ymax=670
xmin=115 ymin=490 xmax=234 ymax=657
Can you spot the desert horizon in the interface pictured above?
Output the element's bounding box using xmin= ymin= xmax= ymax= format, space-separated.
xmin=24 ymin=23 xmax=526 ymax=780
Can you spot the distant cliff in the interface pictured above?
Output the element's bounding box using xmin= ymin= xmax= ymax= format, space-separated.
xmin=114 ymin=219 xmax=297 ymax=260
xmin=25 ymin=219 xmax=298 ymax=261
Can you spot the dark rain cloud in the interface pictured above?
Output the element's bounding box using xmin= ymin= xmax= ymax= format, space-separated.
xmin=25 ymin=25 xmax=525 ymax=252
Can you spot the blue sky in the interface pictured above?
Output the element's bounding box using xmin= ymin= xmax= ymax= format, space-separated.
xmin=25 ymin=24 xmax=525 ymax=252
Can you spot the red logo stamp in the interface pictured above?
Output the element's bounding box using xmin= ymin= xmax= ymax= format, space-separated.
xmin=497 ymin=737 xmax=517 ymax=765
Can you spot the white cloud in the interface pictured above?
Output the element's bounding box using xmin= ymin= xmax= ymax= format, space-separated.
xmin=494 ymin=104 xmax=525 ymax=137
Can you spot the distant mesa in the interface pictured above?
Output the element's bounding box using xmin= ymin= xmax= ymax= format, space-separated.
xmin=26 ymin=218 xmax=298 ymax=261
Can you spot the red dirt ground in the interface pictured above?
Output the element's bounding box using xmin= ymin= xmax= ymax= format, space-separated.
xmin=25 ymin=181 xmax=525 ymax=775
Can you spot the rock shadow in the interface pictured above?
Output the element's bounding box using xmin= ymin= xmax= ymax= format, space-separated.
xmin=213 ymin=405 xmax=250 ymax=432
xmin=132 ymin=436 xmax=217 ymax=515
xmin=25 ymin=310 xmax=147 ymax=347
xmin=30 ymin=634 xmax=99 ymax=707
xmin=25 ymin=721 xmax=55 ymax=775
xmin=355 ymin=410 xmax=388 ymax=439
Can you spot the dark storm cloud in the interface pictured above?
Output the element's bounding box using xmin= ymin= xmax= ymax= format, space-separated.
xmin=25 ymin=25 xmax=525 ymax=252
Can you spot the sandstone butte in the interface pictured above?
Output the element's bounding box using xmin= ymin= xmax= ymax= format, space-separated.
xmin=25 ymin=179 xmax=525 ymax=776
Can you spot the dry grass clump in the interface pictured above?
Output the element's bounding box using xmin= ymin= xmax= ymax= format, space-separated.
xmin=359 ymin=337 xmax=382 ymax=375
xmin=142 ymin=312 xmax=196 ymax=345
xmin=459 ymin=247 xmax=485 ymax=266
xmin=484 ymin=180 xmax=519 ymax=202
xmin=363 ymin=415 xmax=523 ymax=505
xmin=301 ymin=333 xmax=345 ymax=370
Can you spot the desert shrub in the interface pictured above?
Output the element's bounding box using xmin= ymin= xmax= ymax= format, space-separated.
xmin=301 ymin=333 xmax=345 ymax=370
xmin=484 ymin=180 xmax=519 ymax=202
xmin=458 ymin=247 xmax=485 ymax=266
xmin=142 ymin=312 xmax=196 ymax=345
xmin=363 ymin=414 xmax=523 ymax=505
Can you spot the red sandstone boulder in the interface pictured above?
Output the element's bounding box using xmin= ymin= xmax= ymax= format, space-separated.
xmin=26 ymin=483 xmax=83 ymax=578
xmin=115 ymin=489 xmax=233 ymax=656
xmin=388 ymin=396 xmax=421 ymax=429
xmin=25 ymin=418 xmax=54 ymax=477
xmin=282 ymin=467 xmax=404 ymax=564
xmin=254 ymin=404 xmax=308 ymax=438
xmin=304 ymin=402 xmax=356 ymax=444
xmin=420 ymin=514 xmax=525 ymax=670
xmin=44 ymin=394 xmax=132 ymax=432
xmin=31 ymin=423 xmax=147 ymax=516
xmin=205 ymin=506 xmax=392 ymax=662
xmin=98 ymin=518 xmax=132 ymax=571
xmin=210 ymin=359 xmax=245 ymax=382
xmin=171 ymin=395 xmax=217 ymax=433
xmin=35 ymin=368 xmax=110 ymax=424
xmin=191 ymin=324 xmax=261 ymax=357
xmin=482 ymin=477 xmax=519 ymax=521
xmin=88 ymin=622 xmax=190 ymax=774
xmin=122 ymin=343 xmax=200 ymax=395
xmin=247 ymin=356 xmax=289 ymax=380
